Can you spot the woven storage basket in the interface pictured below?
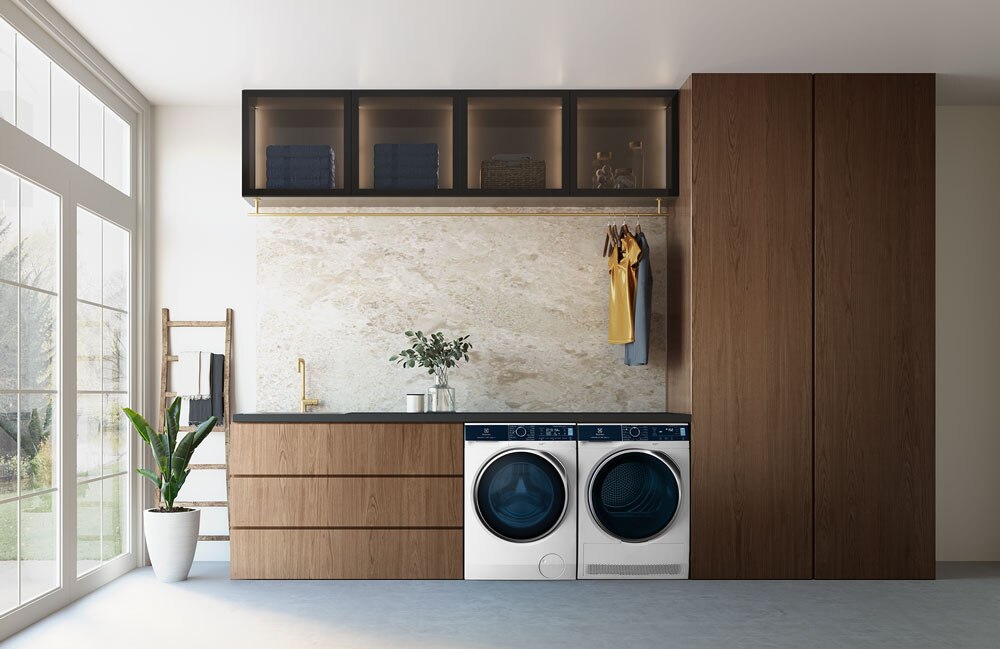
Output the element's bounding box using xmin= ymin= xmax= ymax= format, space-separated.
xmin=480 ymin=159 xmax=546 ymax=190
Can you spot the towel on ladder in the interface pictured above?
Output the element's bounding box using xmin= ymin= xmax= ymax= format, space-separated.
xmin=188 ymin=397 xmax=213 ymax=426
xmin=210 ymin=353 xmax=225 ymax=422
xmin=179 ymin=397 xmax=191 ymax=426
xmin=199 ymin=352 xmax=212 ymax=398
xmin=174 ymin=352 xmax=201 ymax=397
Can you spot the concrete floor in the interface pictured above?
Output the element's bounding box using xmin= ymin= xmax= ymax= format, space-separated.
xmin=4 ymin=562 xmax=999 ymax=648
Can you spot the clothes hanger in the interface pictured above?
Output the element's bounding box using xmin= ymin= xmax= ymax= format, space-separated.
xmin=635 ymin=213 xmax=642 ymax=235
xmin=603 ymin=219 xmax=611 ymax=258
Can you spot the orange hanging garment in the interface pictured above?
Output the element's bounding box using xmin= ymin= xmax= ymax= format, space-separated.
xmin=607 ymin=231 xmax=642 ymax=344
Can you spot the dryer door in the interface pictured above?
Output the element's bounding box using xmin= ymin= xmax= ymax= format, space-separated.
xmin=474 ymin=449 xmax=568 ymax=543
xmin=588 ymin=450 xmax=681 ymax=542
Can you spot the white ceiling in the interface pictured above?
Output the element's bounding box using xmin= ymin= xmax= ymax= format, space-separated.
xmin=46 ymin=0 xmax=1000 ymax=106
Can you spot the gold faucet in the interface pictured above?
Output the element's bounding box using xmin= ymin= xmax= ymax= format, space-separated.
xmin=297 ymin=357 xmax=319 ymax=413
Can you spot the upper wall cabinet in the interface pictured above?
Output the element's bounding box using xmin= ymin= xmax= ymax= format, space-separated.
xmin=242 ymin=89 xmax=678 ymax=198
xmin=353 ymin=92 xmax=459 ymax=194
xmin=572 ymin=91 xmax=678 ymax=196
xmin=465 ymin=91 xmax=569 ymax=196
xmin=243 ymin=90 xmax=350 ymax=197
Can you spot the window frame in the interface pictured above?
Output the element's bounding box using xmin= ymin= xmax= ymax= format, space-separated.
xmin=0 ymin=0 xmax=150 ymax=639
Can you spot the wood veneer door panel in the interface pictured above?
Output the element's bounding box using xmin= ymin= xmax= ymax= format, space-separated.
xmin=229 ymin=423 xmax=462 ymax=475
xmin=230 ymin=529 xmax=463 ymax=579
xmin=229 ymin=476 xmax=462 ymax=527
xmin=666 ymin=77 xmax=693 ymax=413
xmin=689 ymin=73 xmax=814 ymax=579
xmin=814 ymin=74 xmax=935 ymax=579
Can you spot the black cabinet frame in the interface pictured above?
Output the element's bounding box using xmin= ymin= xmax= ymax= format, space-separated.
xmin=242 ymin=89 xmax=678 ymax=198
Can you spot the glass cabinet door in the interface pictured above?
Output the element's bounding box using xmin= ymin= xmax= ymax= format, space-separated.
xmin=573 ymin=92 xmax=677 ymax=195
xmin=354 ymin=93 xmax=456 ymax=192
xmin=466 ymin=93 xmax=567 ymax=194
xmin=244 ymin=91 xmax=347 ymax=195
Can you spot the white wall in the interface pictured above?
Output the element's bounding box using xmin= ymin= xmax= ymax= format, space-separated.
xmin=936 ymin=107 xmax=1000 ymax=561
xmin=152 ymin=106 xmax=256 ymax=559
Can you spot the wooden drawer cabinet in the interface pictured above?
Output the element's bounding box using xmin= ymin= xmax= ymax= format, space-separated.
xmin=229 ymin=422 xmax=462 ymax=476
xmin=230 ymin=529 xmax=463 ymax=580
xmin=229 ymin=476 xmax=462 ymax=527
xmin=229 ymin=422 xmax=463 ymax=579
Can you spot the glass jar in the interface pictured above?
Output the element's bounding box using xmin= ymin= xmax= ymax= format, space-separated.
xmin=629 ymin=140 xmax=644 ymax=189
xmin=591 ymin=151 xmax=614 ymax=189
xmin=613 ymin=167 xmax=636 ymax=189
xmin=426 ymin=372 xmax=456 ymax=412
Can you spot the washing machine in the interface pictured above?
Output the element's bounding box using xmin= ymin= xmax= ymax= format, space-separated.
xmin=464 ymin=423 xmax=577 ymax=580
xmin=577 ymin=422 xmax=690 ymax=579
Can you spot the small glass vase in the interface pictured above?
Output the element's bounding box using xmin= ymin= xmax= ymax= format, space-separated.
xmin=426 ymin=373 xmax=456 ymax=412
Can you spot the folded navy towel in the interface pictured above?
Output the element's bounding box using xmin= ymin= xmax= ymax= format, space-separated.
xmin=374 ymin=158 xmax=439 ymax=169
xmin=373 ymin=150 xmax=438 ymax=159
xmin=373 ymin=143 xmax=438 ymax=158
xmin=374 ymin=177 xmax=438 ymax=190
xmin=266 ymin=177 xmax=336 ymax=189
xmin=269 ymin=174 xmax=334 ymax=183
xmin=374 ymin=176 xmax=439 ymax=183
xmin=266 ymin=144 xmax=335 ymax=159
xmin=374 ymin=168 xmax=439 ymax=180
xmin=267 ymin=160 xmax=335 ymax=174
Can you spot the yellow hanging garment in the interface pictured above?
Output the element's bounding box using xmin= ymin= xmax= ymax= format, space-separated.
xmin=608 ymin=231 xmax=642 ymax=344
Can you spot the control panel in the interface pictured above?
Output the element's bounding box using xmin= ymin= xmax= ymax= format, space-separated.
xmin=465 ymin=424 xmax=575 ymax=441
xmin=577 ymin=424 xmax=689 ymax=442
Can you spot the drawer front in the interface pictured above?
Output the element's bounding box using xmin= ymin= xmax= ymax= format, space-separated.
xmin=229 ymin=476 xmax=462 ymax=527
xmin=230 ymin=528 xmax=463 ymax=579
xmin=229 ymin=422 xmax=462 ymax=475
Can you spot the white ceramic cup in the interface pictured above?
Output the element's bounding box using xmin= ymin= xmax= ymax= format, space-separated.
xmin=406 ymin=393 xmax=425 ymax=413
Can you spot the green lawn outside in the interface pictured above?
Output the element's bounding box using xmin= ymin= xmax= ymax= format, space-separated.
xmin=0 ymin=477 xmax=125 ymax=562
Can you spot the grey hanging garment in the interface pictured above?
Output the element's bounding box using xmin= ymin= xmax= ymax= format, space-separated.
xmin=624 ymin=231 xmax=652 ymax=366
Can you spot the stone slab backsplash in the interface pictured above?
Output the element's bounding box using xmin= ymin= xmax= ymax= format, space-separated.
xmin=256 ymin=215 xmax=667 ymax=412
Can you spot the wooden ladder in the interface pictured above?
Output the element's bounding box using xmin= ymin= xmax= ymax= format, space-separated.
xmin=157 ymin=307 xmax=233 ymax=544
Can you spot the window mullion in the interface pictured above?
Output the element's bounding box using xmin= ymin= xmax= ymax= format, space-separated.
xmin=14 ymin=175 xmax=21 ymax=607
xmin=60 ymin=189 xmax=77 ymax=592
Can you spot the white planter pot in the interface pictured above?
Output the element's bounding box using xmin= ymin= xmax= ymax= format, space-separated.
xmin=144 ymin=508 xmax=201 ymax=582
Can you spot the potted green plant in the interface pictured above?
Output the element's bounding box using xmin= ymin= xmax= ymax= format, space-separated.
xmin=123 ymin=398 xmax=216 ymax=582
xmin=390 ymin=331 xmax=472 ymax=412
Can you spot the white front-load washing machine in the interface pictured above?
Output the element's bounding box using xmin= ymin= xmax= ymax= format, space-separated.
xmin=464 ymin=423 xmax=577 ymax=580
xmin=577 ymin=422 xmax=690 ymax=579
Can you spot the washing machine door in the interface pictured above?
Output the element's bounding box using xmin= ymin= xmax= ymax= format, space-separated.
xmin=474 ymin=449 xmax=568 ymax=543
xmin=588 ymin=449 xmax=681 ymax=542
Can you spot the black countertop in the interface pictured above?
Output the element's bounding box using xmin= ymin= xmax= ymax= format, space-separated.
xmin=233 ymin=411 xmax=691 ymax=424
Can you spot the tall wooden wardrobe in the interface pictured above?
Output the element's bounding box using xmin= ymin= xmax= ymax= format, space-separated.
xmin=669 ymin=73 xmax=935 ymax=579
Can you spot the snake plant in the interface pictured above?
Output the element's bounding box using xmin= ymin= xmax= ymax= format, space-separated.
xmin=123 ymin=397 xmax=216 ymax=512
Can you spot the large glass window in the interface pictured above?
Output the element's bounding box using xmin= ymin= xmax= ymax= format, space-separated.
xmin=0 ymin=17 xmax=131 ymax=196
xmin=76 ymin=207 xmax=128 ymax=577
xmin=0 ymin=7 xmax=139 ymax=630
xmin=0 ymin=18 xmax=14 ymax=123
xmin=14 ymin=34 xmax=49 ymax=146
xmin=0 ymin=168 xmax=60 ymax=614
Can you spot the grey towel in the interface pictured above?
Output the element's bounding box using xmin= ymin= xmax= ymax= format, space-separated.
xmin=210 ymin=353 xmax=225 ymax=423
xmin=624 ymin=231 xmax=652 ymax=366
xmin=188 ymin=398 xmax=212 ymax=426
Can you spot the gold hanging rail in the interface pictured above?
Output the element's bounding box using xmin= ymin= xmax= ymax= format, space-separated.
xmin=247 ymin=197 xmax=670 ymax=218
